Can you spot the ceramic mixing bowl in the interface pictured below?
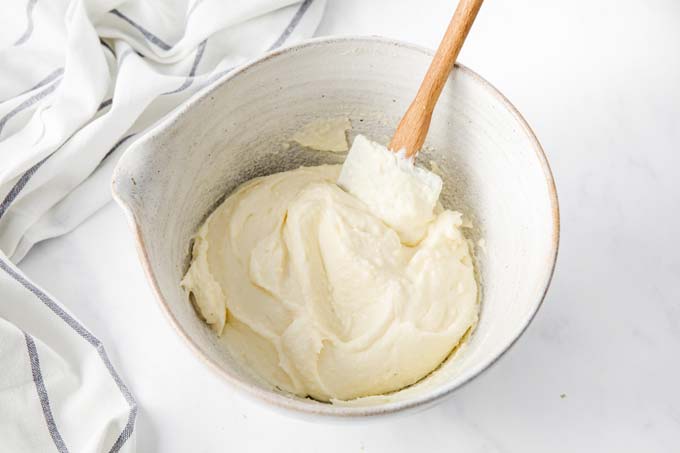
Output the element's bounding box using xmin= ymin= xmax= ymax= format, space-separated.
xmin=112 ymin=37 xmax=559 ymax=418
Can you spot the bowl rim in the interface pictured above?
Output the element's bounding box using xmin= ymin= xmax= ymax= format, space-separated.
xmin=112 ymin=35 xmax=560 ymax=418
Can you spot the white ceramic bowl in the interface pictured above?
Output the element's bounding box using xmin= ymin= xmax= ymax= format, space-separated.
xmin=112 ymin=37 xmax=559 ymax=418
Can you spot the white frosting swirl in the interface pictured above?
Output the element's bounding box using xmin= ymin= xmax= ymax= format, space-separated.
xmin=182 ymin=135 xmax=478 ymax=401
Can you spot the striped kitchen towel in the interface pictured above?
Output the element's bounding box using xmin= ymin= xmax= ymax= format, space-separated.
xmin=0 ymin=0 xmax=325 ymax=451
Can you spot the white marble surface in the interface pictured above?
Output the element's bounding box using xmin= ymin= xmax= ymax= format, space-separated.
xmin=20 ymin=0 xmax=680 ymax=451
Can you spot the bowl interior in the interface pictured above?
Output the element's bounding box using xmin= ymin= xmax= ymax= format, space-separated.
xmin=112 ymin=38 xmax=558 ymax=416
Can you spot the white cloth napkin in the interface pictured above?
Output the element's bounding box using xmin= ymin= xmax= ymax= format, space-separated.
xmin=0 ymin=0 xmax=325 ymax=451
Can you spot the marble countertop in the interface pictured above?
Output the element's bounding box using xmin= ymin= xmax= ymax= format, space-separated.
xmin=20 ymin=0 xmax=680 ymax=451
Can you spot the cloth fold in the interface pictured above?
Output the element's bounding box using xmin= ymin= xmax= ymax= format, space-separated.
xmin=0 ymin=0 xmax=325 ymax=451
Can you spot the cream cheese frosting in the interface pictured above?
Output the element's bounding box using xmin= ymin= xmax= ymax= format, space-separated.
xmin=181 ymin=135 xmax=478 ymax=402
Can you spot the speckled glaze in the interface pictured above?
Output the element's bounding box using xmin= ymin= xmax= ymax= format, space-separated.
xmin=112 ymin=37 xmax=559 ymax=419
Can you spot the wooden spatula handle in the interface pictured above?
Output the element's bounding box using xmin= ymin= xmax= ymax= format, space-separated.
xmin=389 ymin=0 xmax=484 ymax=157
